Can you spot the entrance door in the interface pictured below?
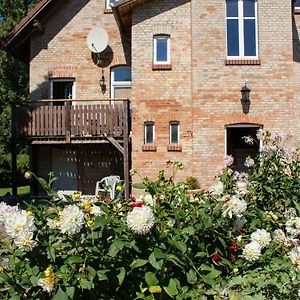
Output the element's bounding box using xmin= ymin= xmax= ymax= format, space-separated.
xmin=226 ymin=125 xmax=260 ymax=172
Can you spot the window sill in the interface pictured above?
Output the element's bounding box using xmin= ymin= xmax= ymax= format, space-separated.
xmin=142 ymin=144 xmax=157 ymax=151
xmin=295 ymin=8 xmax=300 ymax=14
xmin=152 ymin=64 xmax=172 ymax=71
xmin=225 ymin=59 xmax=261 ymax=65
xmin=104 ymin=8 xmax=113 ymax=14
xmin=167 ymin=144 xmax=182 ymax=152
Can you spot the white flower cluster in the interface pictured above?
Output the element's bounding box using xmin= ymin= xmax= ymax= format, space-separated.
xmin=49 ymin=205 xmax=85 ymax=235
xmin=0 ymin=202 xmax=37 ymax=251
xmin=288 ymin=247 xmax=300 ymax=271
xmin=243 ymin=229 xmax=271 ymax=262
xmin=126 ymin=205 xmax=155 ymax=235
xmin=210 ymin=181 xmax=224 ymax=196
xmin=222 ymin=195 xmax=247 ymax=219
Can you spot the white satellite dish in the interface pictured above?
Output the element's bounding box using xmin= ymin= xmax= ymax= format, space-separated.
xmin=87 ymin=27 xmax=109 ymax=53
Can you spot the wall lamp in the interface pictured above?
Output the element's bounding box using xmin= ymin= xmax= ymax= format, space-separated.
xmin=99 ymin=70 xmax=106 ymax=94
xmin=241 ymin=83 xmax=251 ymax=114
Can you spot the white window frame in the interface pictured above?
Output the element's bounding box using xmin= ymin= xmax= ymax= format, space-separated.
xmin=110 ymin=66 xmax=131 ymax=99
xmin=169 ymin=121 xmax=180 ymax=144
xmin=226 ymin=0 xmax=258 ymax=59
xmin=153 ymin=35 xmax=171 ymax=64
xmin=144 ymin=122 xmax=155 ymax=144
xmin=50 ymin=78 xmax=76 ymax=100
xmin=224 ymin=124 xmax=262 ymax=157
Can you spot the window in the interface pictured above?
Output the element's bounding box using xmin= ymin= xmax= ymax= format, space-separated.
xmin=144 ymin=122 xmax=155 ymax=144
xmin=106 ymin=0 xmax=117 ymax=9
xmin=50 ymin=78 xmax=75 ymax=105
xmin=226 ymin=125 xmax=261 ymax=172
xmin=226 ymin=0 xmax=258 ymax=58
xmin=296 ymin=0 xmax=300 ymax=8
xmin=170 ymin=122 xmax=180 ymax=144
xmin=153 ymin=35 xmax=170 ymax=64
xmin=110 ymin=66 xmax=131 ymax=99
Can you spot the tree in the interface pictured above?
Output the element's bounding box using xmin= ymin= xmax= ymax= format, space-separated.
xmin=0 ymin=0 xmax=37 ymax=186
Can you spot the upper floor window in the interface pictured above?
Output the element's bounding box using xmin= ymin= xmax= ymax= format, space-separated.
xmin=226 ymin=0 xmax=258 ymax=58
xmin=110 ymin=66 xmax=131 ymax=99
xmin=50 ymin=78 xmax=75 ymax=105
xmin=144 ymin=122 xmax=155 ymax=144
xmin=170 ymin=121 xmax=180 ymax=144
xmin=153 ymin=35 xmax=170 ymax=64
xmin=296 ymin=0 xmax=300 ymax=8
xmin=106 ymin=0 xmax=117 ymax=9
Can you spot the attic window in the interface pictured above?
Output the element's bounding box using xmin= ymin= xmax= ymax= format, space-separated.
xmin=105 ymin=0 xmax=117 ymax=9
xmin=295 ymin=0 xmax=300 ymax=13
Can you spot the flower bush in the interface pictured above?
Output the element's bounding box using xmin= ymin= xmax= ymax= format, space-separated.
xmin=0 ymin=130 xmax=300 ymax=299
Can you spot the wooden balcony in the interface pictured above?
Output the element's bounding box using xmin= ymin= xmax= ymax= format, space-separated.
xmin=13 ymin=99 xmax=130 ymax=144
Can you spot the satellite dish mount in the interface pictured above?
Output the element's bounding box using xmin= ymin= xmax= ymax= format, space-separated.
xmin=87 ymin=27 xmax=109 ymax=94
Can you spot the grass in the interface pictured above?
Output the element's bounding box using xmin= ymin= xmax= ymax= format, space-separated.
xmin=0 ymin=186 xmax=30 ymax=197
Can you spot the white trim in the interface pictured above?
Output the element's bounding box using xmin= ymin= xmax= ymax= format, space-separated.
xmin=226 ymin=0 xmax=258 ymax=59
xmin=169 ymin=121 xmax=180 ymax=144
xmin=144 ymin=122 xmax=155 ymax=144
xmin=50 ymin=78 xmax=76 ymax=100
xmin=153 ymin=35 xmax=171 ymax=64
xmin=110 ymin=66 xmax=131 ymax=99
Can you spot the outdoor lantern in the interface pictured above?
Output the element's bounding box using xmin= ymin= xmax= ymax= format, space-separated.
xmin=99 ymin=73 xmax=106 ymax=94
xmin=241 ymin=84 xmax=251 ymax=102
xmin=240 ymin=83 xmax=251 ymax=114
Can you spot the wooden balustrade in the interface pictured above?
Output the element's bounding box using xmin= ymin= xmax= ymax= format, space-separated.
xmin=14 ymin=100 xmax=129 ymax=141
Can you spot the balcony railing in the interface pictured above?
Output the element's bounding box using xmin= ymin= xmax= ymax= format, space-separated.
xmin=13 ymin=99 xmax=130 ymax=142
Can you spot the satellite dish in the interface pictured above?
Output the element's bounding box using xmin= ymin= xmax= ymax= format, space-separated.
xmin=87 ymin=27 xmax=109 ymax=53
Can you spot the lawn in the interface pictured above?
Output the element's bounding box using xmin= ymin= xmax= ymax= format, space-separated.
xmin=0 ymin=186 xmax=30 ymax=197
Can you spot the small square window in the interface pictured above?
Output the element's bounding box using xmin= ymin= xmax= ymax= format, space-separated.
xmin=106 ymin=0 xmax=117 ymax=9
xmin=50 ymin=78 xmax=75 ymax=105
xmin=170 ymin=122 xmax=179 ymax=144
xmin=153 ymin=35 xmax=170 ymax=64
xmin=296 ymin=0 xmax=300 ymax=8
xmin=144 ymin=122 xmax=154 ymax=144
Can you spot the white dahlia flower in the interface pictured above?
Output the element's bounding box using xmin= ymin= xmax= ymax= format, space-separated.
xmin=90 ymin=205 xmax=103 ymax=216
xmin=288 ymin=247 xmax=300 ymax=271
xmin=14 ymin=230 xmax=37 ymax=251
xmin=126 ymin=205 xmax=155 ymax=235
xmin=57 ymin=205 xmax=85 ymax=235
xmin=210 ymin=181 xmax=224 ymax=196
xmin=273 ymin=229 xmax=286 ymax=243
xmin=242 ymin=241 xmax=262 ymax=262
xmin=0 ymin=202 xmax=18 ymax=223
xmin=286 ymin=217 xmax=300 ymax=237
xmin=4 ymin=210 xmax=36 ymax=239
xmin=222 ymin=195 xmax=247 ymax=219
xmin=250 ymin=229 xmax=271 ymax=248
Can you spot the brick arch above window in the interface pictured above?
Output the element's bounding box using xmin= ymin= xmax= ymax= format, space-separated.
xmin=48 ymin=66 xmax=77 ymax=79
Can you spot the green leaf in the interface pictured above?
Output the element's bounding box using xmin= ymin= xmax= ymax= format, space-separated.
xmin=65 ymin=286 xmax=75 ymax=299
xmin=97 ymin=270 xmax=109 ymax=281
xmin=182 ymin=226 xmax=196 ymax=235
xmin=166 ymin=254 xmax=185 ymax=269
xmin=117 ymin=267 xmax=126 ymax=286
xmin=145 ymin=272 xmax=159 ymax=286
xmin=92 ymin=216 xmax=108 ymax=229
xmin=47 ymin=245 xmax=56 ymax=262
xmin=80 ymin=278 xmax=94 ymax=289
xmin=53 ymin=287 xmax=69 ymax=300
xmin=130 ymin=259 xmax=148 ymax=269
xmin=108 ymin=239 xmax=125 ymax=257
xmin=132 ymin=182 xmax=146 ymax=189
xmin=149 ymin=252 xmax=163 ymax=270
xmin=163 ymin=278 xmax=178 ymax=297
xmin=87 ymin=266 xmax=96 ymax=280
xmin=187 ymin=269 xmax=197 ymax=284
xmin=195 ymin=252 xmax=207 ymax=258
xmin=65 ymin=255 xmax=83 ymax=265
xmin=29 ymin=275 xmax=39 ymax=286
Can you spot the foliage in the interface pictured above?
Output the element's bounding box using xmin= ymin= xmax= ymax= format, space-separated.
xmin=0 ymin=130 xmax=300 ymax=299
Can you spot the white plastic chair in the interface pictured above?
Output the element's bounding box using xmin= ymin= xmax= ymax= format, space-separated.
xmin=95 ymin=175 xmax=120 ymax=199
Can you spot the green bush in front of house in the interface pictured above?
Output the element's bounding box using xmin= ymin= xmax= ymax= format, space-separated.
xmin=0 ymin=130 xmax=300 ymax=299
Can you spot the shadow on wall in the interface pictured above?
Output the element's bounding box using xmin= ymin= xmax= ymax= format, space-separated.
xmin=30 ymin=0 xmax=90 ymax=60
xmin=293 ymin=17 xmax=300 ymax=62
xmin=30 ymin=75 xmax=50 ymax=101
xmin=132 ymin=0 xmax=190 ymax=26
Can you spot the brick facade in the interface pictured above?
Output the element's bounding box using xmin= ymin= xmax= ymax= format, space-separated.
xmin=25 ymin=0 xmax=300 ymax=192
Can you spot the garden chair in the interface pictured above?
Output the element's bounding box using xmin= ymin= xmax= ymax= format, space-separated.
xmin=95 ymin=175 xmax=120 ymax=199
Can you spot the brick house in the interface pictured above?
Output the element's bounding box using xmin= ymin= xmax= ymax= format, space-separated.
xmin=2 ymin=0 xmax=300 ymax=195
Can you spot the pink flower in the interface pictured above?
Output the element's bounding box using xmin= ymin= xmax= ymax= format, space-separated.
xmin=224 ymin=155 xmax=234 ymax=167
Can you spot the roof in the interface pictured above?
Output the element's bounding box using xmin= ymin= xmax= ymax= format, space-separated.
xmin=0 ymin=0 xmax=63 ymax=61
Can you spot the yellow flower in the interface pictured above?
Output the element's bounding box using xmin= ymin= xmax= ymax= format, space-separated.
xmin=116 ymin=185 xmax=123 ymax=192
xmin=44 ymin=266 xmax=53 ymax=277
xmin=82 ymin=202 xmax=92 ymax=213
xmin=72 ymin=192 xmax=81 ymax=201
xmin=87 ymin=219 xmax=94 ymax=227
xmin=233 ymin=267 xmax=239 ymax=274
xmin=26 ymin=210 xmax=33 ymax=217
xmin=0 ymin=266 xmax=3 ymax=273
